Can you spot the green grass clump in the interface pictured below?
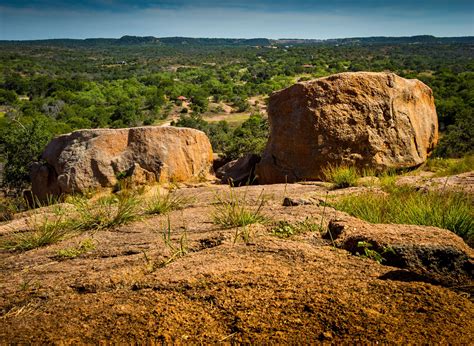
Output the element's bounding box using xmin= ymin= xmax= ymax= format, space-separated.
xmin=145 ymin=191 xmax=189 ymax=215
xmin=1 ymin=217 xmax=74 ymax=251
xmin=1 ymin=193 xmax=141 ymax=252
xmin=424 ymin=155 xmax=474 ymax=177
xmin=322 ymin=164 xmax=359 ymax=189
xmin=212 ymin=187 xmax=266 ymax=227
xmin=72 ymin=193 xmax=141 ymax=231
xmin=331 ymin=189 xmax=473 ymax=243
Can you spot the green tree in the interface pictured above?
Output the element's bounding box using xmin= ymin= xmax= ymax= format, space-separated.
xmin=0 ymin=116 xmax=55 ymax=191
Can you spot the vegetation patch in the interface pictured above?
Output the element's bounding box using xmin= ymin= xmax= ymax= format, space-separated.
xmin=212 ymin=187 xmax=266 ymax=227
xmin=1 ymin=193 xmax=142 ymax=252
xmin=1 ymin=217 xmax=75 ymax=251
xmin=271 ymin=218 xmax=322 ymax=238
xmin=356 ymin=241 xmax=394 ymax=264
xmin=56 ymin=238 xmax=96 ymax=259
xmin=72 ymin=193 xmax=141 ymax=231
xmin=330 ymin=188 xmax=473 ymax=243
xmin=145 ymin=191 xmax=190 ymax=215
xmin=322 ymin=165 xmax=359 ymax=189
xmin=159 ymin=217 xmax=188 ymax=267
xmin=423 ymin=155 xmax=474 ymax=177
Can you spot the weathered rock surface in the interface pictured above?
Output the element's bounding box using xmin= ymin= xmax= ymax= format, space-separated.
xmin=397 ymin=171 xmax=474 ymax=194
xmin=1 ymin=183 xmax=473 ymax=343
xmin=327 ymin=216 xmax=473 ymax=285
xmin=216 ymin=154 xmax=260 ymax=185
xmin=31 ymin=126 xmax=213 ymax=199
xmin=257 ymin=72 xmax=438 ymax=183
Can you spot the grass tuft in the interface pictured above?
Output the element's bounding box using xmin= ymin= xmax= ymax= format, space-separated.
xmin=159 ymin=217 xmax=188 ymax=266
xmin=1 ymin=193 xmax=141 ymax=252
xmin=212 ymin=187 xmax=266 ymax=227
xmin=72 ymin=193 xmax=141 ymax=231
xmin=1 ymin=217 xmax=74 ymax=251
xmin=322 ymin=164 xmax=359 ymax=189
xmin=145 ymin=191 xmax=190 ymax=215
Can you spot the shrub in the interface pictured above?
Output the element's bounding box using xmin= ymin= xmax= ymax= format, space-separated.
xmin=0 ymin=196 xmax=28 ymax=221
xmin=174 ymin=113 xmax=268 ymax=160
xmin=433 ymin=109 xmax=474 ymax=158
xmin=223 ymin=113 xmax=269 ymax=160
xmin=0 ymin=117 xmax=54 ymax=191
xmin=322 ymin=165 xmax=359 ymax=188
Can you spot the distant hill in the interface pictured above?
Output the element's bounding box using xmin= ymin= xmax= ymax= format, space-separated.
xmin=276 ymin=35 xmax=474 ymax=45
xmin=0 ymin=36 xmax=273 ymax=47
xmin=0 ymin=35 xmax=472 ymax=47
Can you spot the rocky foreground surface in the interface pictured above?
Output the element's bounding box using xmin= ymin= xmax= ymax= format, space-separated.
xmin=0 ymin=182 xmax=472 ymax=343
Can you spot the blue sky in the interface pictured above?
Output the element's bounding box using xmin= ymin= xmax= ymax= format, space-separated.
xmin=1 ymin=0 xmax=473 ymax=40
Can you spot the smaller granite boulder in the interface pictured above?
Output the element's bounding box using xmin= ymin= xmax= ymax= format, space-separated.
xmin=31 ymin=126 xmax=213 ymax=200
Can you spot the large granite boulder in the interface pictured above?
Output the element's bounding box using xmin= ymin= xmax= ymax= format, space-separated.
xmin=257 ymin=72 xmax=438 ymax=184
xmin=31 ymin=126 xmax=213 ymax=199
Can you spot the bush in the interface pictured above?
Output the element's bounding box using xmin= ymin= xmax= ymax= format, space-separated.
xmin=174 ymin=113 xmax=269 ymax=160
xmin=223 ymin=113 xmax=269 ymax=160
xmin=434 ymin=108 xmax=473 ymax=158
xmin=0 ymin=116 xmax=54 ymax=191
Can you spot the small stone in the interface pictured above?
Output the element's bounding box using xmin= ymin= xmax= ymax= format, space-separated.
xmin=282 ymin=197 xmax=316 ymax=206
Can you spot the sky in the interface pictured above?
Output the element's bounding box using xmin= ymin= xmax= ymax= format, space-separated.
xmin=0 ymin=0 xmax=473 ymax=40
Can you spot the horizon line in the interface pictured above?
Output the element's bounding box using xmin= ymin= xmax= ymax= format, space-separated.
xmin=1 ymin=34 xmax=474 ymax=42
